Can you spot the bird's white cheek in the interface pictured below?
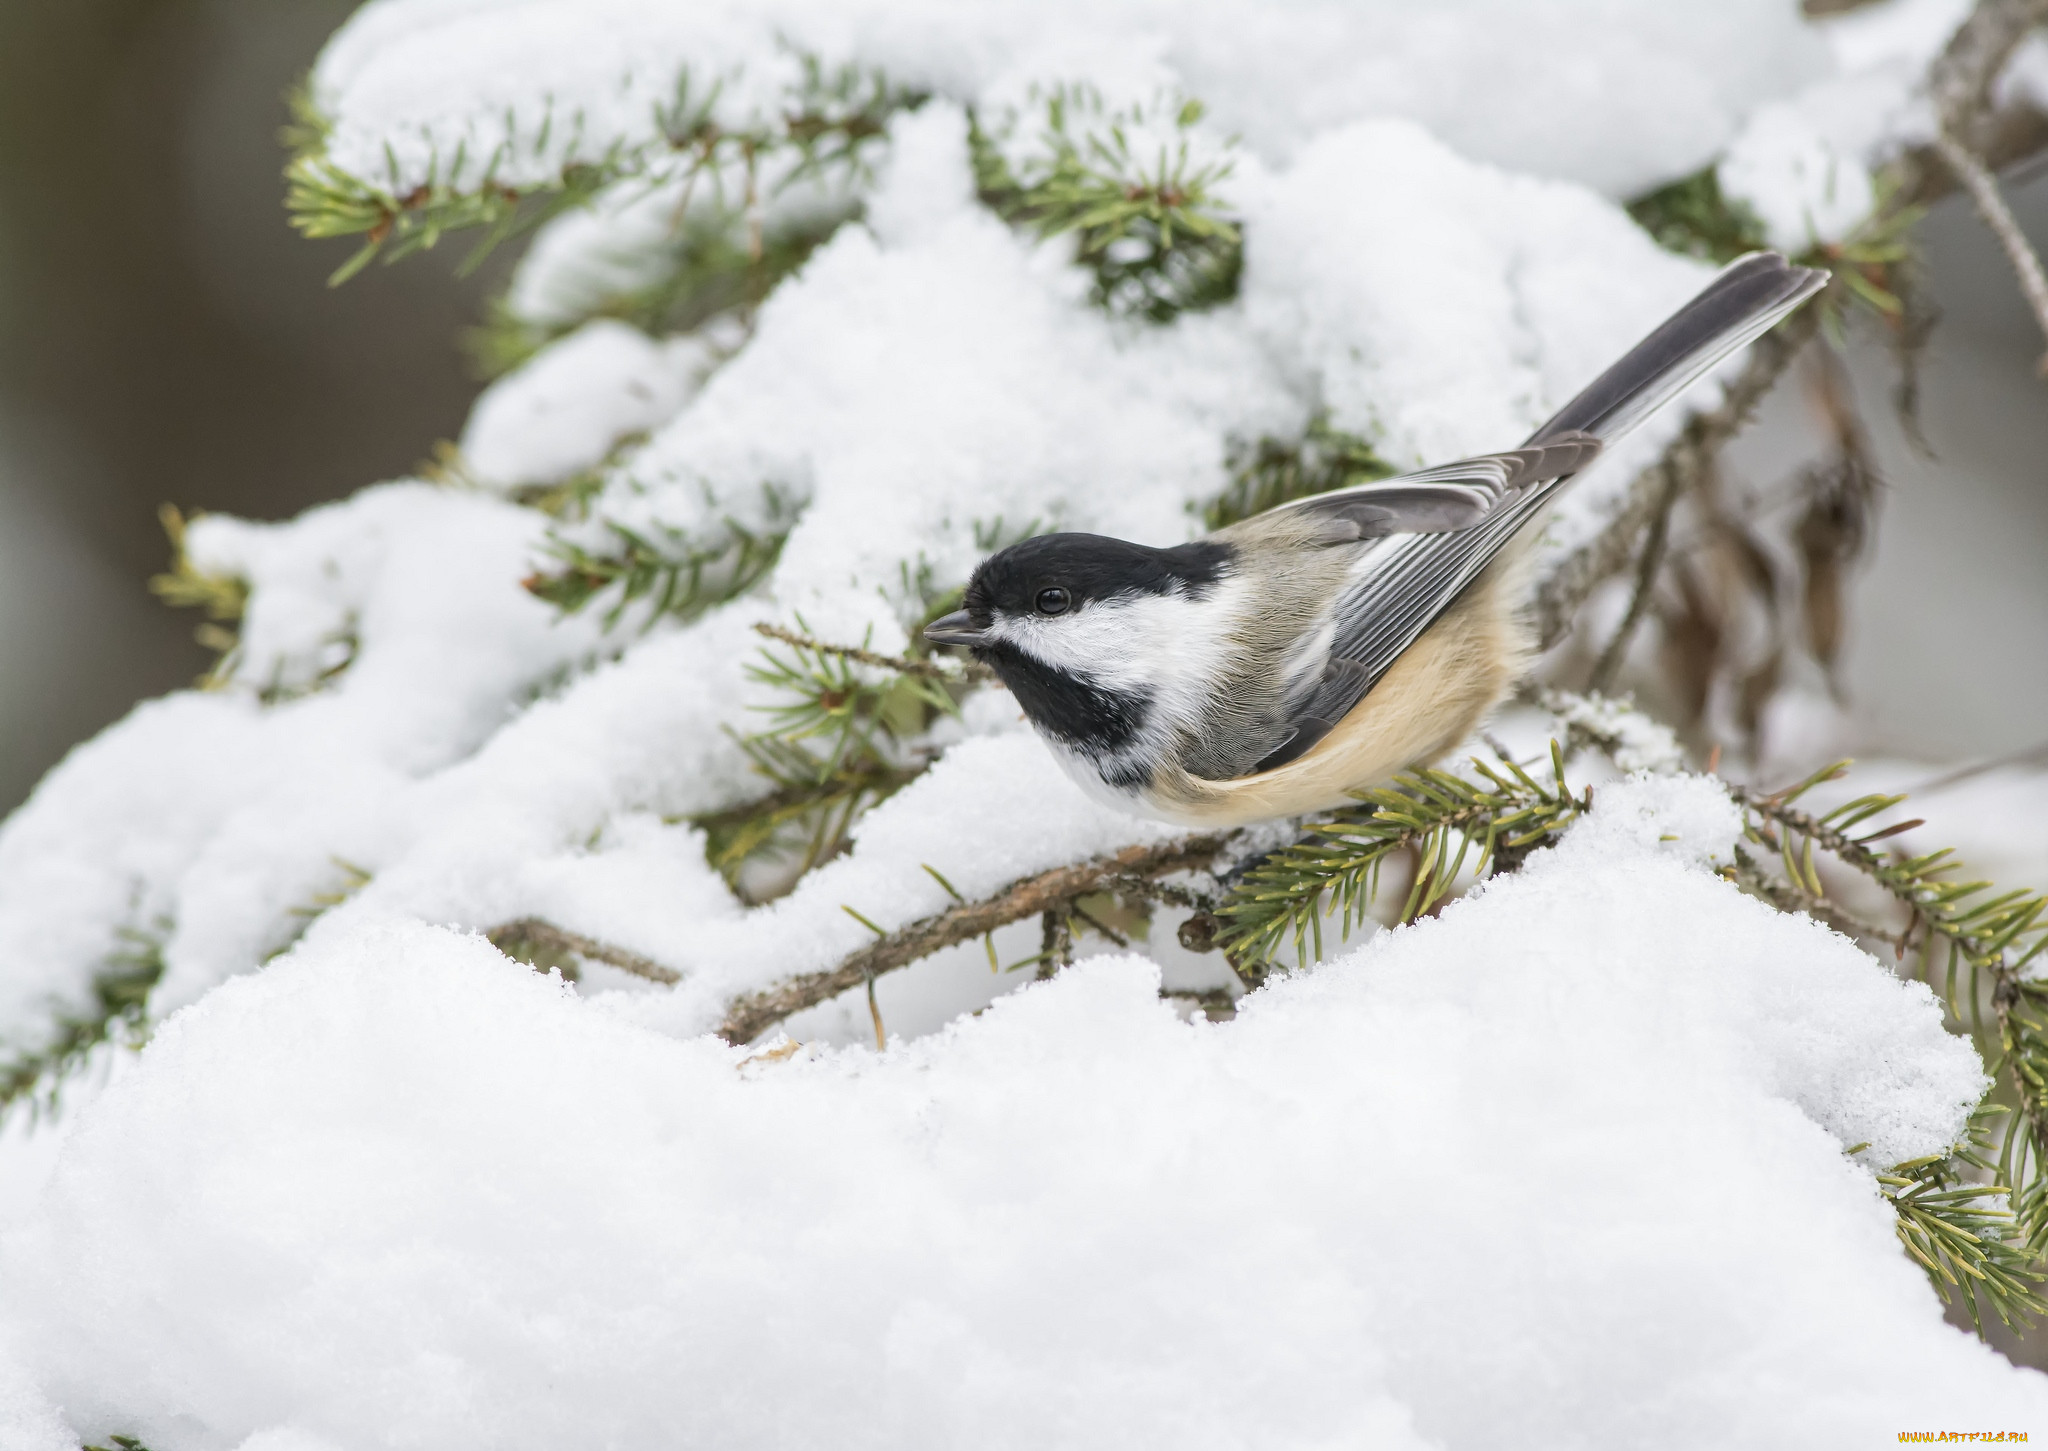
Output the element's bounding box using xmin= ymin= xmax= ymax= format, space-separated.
xmin=994 ymin=595 xmax=1219 ymax=691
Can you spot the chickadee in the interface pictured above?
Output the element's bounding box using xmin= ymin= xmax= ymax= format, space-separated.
xmin=925 ymin=252 xmax=1827 ymax=826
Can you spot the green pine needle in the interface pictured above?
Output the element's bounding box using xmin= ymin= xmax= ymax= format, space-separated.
xmin=1206 ymin=415 xmax=1397 ymax=531
xmin=287 ymin=58 xmax=919 ymax=285
xmin=524 ymin=501 xmax=796 ymax=629
xmin=1216 ymin=743 xmax=1586 ymax=971
xmin=0 ymin=921 xmax=169 ymax=1115
xmin=969 ymin=85 xmax=1242 ymax=322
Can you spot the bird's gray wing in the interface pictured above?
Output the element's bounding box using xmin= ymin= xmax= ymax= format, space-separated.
xmin=1245 ymin=251 xmax=1829 ymax=777
xmin=1248 ymin=486 xmax=1563 ymax=773
xmin=1264 ymin=435 xmax=1602 ymax=542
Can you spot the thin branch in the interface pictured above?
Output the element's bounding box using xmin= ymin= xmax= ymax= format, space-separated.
xmin=1933 ymin=129 xmax=2048 ymax=374
xmin=1536 ymin=0 xmax=2048 ymax=648
xmin=1729 ymin=847 xmax=1910 ymax=950
xmin=1535 ymin=310 xmax=1817 ymax=647
xmin=1587 ymin=458 xmax=1680 ymax=691
xmin=752 ymin=620 xmax=993 ymax=683
xmin=486 ymin=918 xmax=681 ymax=985
xmin=1926 ymin=0 xmax=2048 ymax=148
xmin=1162 ymin=987 xmax=1239 ymax=1021
xmin=1908 ymin=737 xmax=2048 ymax=795
xmin=716 ymin=834 xmax=1226 ymax=1043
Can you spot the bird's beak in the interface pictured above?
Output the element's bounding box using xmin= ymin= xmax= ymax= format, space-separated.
xmin=923 ymin=610 xmax=988 ymax=648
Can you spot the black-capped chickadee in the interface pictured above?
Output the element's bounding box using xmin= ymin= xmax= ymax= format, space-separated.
xmin=925 ymin=252 xmax=1827 ymax=826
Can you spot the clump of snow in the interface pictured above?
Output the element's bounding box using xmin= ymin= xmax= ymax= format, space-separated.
xmin=504 ymin=159 xmax=866 ymax=332
xmin=1719 ymin=102 xmax=1878 ymax=252
xmin=1236 ymin=117 xmax=1717 ymax=470
xmin=0 ymin=0 xmax=1982 ymax=1105
xmin=313 ymin=0 xmax=1828 ymax=200
xmin=0 ymin=779 xmax=2025 ymax=1449
xmin=459 ymin=319 xmax=720 ymax=491
xmin=1544 ymin=689 xmax=1691 ymax=774
xmin=0 ymin=484 xmax=608 ymax=1059
xmin=581 ymin=101 xmax=1297 ymax=646
xmin=3 ymin=5 xmax=2035 ymax=1432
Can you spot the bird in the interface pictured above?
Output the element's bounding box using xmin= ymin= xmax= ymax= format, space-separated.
xmin=923 ymin=251 xmax=1828 ymax=827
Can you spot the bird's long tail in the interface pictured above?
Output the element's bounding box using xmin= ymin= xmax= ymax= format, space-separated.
xmin=1526 ymin=251 xmax=1827 ymax=447
xmin=1316 ymin=252 xmax=1828 ymax=705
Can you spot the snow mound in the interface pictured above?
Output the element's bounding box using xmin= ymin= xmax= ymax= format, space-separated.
xmin=459 ymin=319 xmax=719 ymax=492
xmin=0 ymin=777 xmax=2026 ymax=1449
xmin=314 ymin=0 xmax=1828 ymax=199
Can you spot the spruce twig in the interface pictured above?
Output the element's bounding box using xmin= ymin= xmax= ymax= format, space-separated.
xmin=970 ymin=87 xmax=1242 ymax=321
xmin=288 ymin=59 xmax=920 ymax=284
xmin=0 ymin=922 xmax=168 ymax=1116
xmin=716 ymin=835 xmax=1227 ymax=1044
xmin=487 ymin=918 xmax=682 ymax=985
xmin=1932 ymin=129 xmax=2048 ymax=374
xmin=1881 ymin=1109 xmax=2048 ymax=1331
xmin=1728 ymin=763 xmax=2048 ymax=1282
xmin=751 ymin=621 xmax=992 ymax=683
xmin=1214 ymin=743 xmax=1589 ymax=973
xmin=1586 ymin=459 xmax=1679 ymax=692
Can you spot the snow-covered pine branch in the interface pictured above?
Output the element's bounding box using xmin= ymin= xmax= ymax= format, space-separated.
xmin=6 ymin=1 xmax=2048 ymax=1443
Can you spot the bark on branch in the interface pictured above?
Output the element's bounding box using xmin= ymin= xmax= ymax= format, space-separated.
xmin=1538 ymin=0 xmax=2048 ymax=649
xmin=715 ymin=834 xmax=1229 ymax=1044
xmin=486 ymin=918 xmax=681 ymax=985
xmin=1934 ymin=129 xmax=2048 ymax=372
xmin=495 ymin=0 xmax=2048 ymax=1050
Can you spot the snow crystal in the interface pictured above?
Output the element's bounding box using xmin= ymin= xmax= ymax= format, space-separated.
xmin=1545 ymin=689 xmax=1691 ymax=774
xmin=0 ymin=780 xmax=2028 ymax=1449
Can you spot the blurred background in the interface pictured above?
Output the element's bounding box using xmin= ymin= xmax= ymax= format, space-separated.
xmin=0 ymin=0 xmax=502 ymax=813
xmin=0 ymin=0 xmax=2043 ymax=820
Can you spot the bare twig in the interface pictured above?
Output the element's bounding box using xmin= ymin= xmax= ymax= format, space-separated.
xmin=1908 ymin=738 xmax=2048 ymax=795
xmin=1586 ymin=459 xmax=1680 ymax=691
xmin=1925 ymin=0 xmax=2048 ymax=148
xmin=752 ymin=620 xmax=993 ymax=683
xmin=486 ymin=918 xmax=682 ymax=985
xmin=1535 ymin=311 xmax=1817 ymax=647
xmin=716 ymin=834 xmax=1227 ymax=1043
xmin=1037 ymin=908 xmax=1075 ymax=980
xmin=1933 ymin=129 xmax=2048 ymax=373
xmin=1729 ymin=846 xmax=1910 ymax=951
xmin=1537 ymin=0 xmax=2048 ymax=650
xmin=1162 ymin=987 xmax=1239 ymax=1021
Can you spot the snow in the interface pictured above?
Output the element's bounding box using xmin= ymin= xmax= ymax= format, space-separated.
xmin=1 ymin=778 xmax=2033 ymax=1449
xmin=1719 ymin=102 xmax=1878 ymax=252
xmin=312 ymin=0 xmax=1829 ymax=200
xmin=458 ymin=319 xmax=718 ymax=491
xmin=1543 ymin=689 xmax=1691 ymax=774
xmin=0 ymin=0 xmax=2039 ymax=1436
xmin=1236 ymin=117 xmax=1716 ymax=484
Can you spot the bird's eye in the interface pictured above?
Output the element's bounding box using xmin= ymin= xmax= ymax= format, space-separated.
xmin=1034 ymin=587 xmax=1071 ymax=616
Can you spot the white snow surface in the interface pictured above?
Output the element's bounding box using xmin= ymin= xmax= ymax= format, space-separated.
xmin=1 ymin=2 xmax=2039 ymax=1434
xmin=314 ymin=0 xmax=1829 ymax=200
xmin=0 ymin=777 xmax=2032 ymax=1449
xmin=458 ymin=319 xmax=717 ymax=491
xmin=0 ymin=91 xmax=1793 ymax=1058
